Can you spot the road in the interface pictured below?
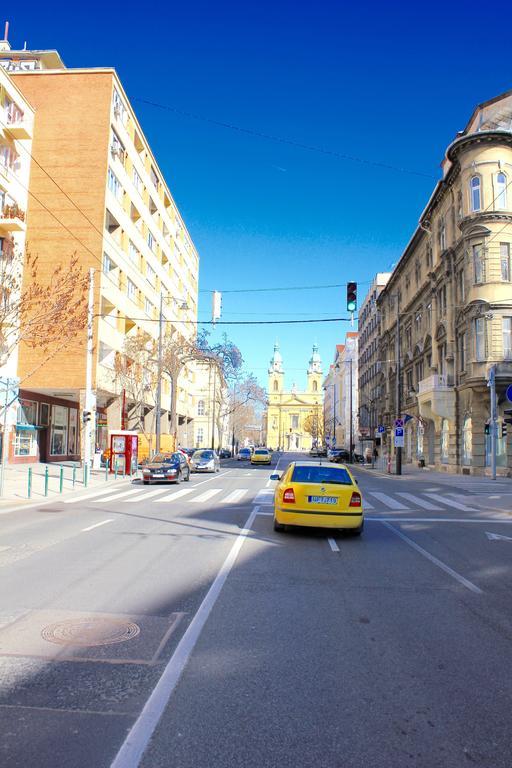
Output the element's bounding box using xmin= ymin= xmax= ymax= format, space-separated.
xmin=0 ymin=452 xmax=511 ymax=767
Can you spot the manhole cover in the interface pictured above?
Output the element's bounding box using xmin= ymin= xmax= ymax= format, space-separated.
xmin=41 ymin=617 xmax=140 ymax=647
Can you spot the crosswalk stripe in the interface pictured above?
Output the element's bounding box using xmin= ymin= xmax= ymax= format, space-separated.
xmin=189 ymin=488 xmax=223 ymax=503
xmin=154 ymin=488 xmax=195 ymax=503
xmin=397 ymin=492 xmax=443 ymax=511
xmin=424 ymin=493 xmax=477 ymax=512
xmin=124 ymin=488 xmax=173 ymax=502
xmin=63 ymin=486 xmax=127 ymax=504
xmin=93 ymin=488 xmax=145 ymax=503
xmin=223 ymin=489 xmax=247 ymax=504
xmin=362 ymin=498 xmax=375 ymax=509
xmin=369 ymin=492 xmax=410 ymax=510
xmin=254 ymin=489 xmax=274 ymax=503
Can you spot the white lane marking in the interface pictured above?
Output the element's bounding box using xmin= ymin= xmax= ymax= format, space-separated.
xmin=257 ymin=511 xmax=273 ymax=516
xmin=366 ymin=517 xmax=512 ymax=523
xmin=93 ymin=488 xmax=146 ymax=503
xmin=369 ymin=492 xmax=410 ymax=510
xmin=381 ymin=521 xmax=482 ymax=594
xmin=109 ymin=506 xmax=260 ymax=768
xmin=254 ymin=489 xmax=274 ymax=504
xmin=81 ymin=519 xmax=114 ymax=532
xmin=124 ymin=488 xmax=174 ymax=502
xmin=327 ymin=537 xmax=340 ymax=552
xmin=424 ymin=493 xmax=477 ymax=512
xmin=63 ymin=486 xmax=128 ymax=504
xmin=223 ymin=489 xmax=247 ymax=504
xmin=397 ymin=492 xmax=443 ymax=511
xmin=485 ymin=531 xmax=512 ymax=541
xmin=362 ymin=498 xmax=375 ymax=510
xmin=189 ymin=488 xmax=222 ymax=503
xmin=154 ymin=488 xmax=194 ymax=503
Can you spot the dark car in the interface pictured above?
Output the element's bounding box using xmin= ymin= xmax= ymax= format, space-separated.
xmin=142 ymin=452 xmax=190 ymax=484
xmin=329 ymin=448 xmax=351 ymax=463
xmin=219 ymin=448 xmax=231 ymax=458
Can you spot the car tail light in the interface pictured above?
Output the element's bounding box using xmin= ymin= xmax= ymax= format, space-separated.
xmin=349 ymin=492 xmax=362 ymax=507
xmin=283 ymin=488 xmax=295 ymax=503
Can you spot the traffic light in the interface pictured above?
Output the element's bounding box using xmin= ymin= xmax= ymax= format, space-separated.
xmin=501 ymin=423 xmax=507 ymax=439
xmin=82 ymin=410 xmax=91 ymax=424
xmin=504 ymin=409 xmax=512 ymax=425
xmin=346 ymin=282 xmax=357 ymax=312
xmin=484 ymin=423 xmax=490 ymax=435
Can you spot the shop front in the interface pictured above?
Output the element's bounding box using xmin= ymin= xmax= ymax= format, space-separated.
xmin=11 ymin=391 xmax=81 ymax=464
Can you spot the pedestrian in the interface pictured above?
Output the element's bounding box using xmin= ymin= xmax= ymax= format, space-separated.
xmin=373 ymin=446 xmax=379 ymax=462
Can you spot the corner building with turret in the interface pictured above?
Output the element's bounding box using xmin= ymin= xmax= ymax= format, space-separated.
xmin=264 ymin=343 xmax=324 ymax=451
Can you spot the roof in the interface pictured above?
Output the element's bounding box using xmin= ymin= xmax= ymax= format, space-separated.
xmin=346 ymin=332 xmax=358 ymax=338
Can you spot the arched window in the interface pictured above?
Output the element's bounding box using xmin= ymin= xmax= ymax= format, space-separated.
xmin=440 ymin=418 xmax=450 ymax=464
xmin=470 ymin=175 xmax=481 ymax=212
xmin=496 ymin=172 xmax=507 ymax=209
xmin=273 ymin=380 xmax=278 ymax=392
xmin=462 ymin=416 xmax=472 ymax=466
xmin=312 ymin=380 xmax=318 ymax=392
xmin=197 ymin=399 xmax=205 ymax=416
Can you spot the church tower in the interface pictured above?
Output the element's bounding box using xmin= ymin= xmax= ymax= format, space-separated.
xmin=306 ymin=343 xmax=323 ymax=394
xmin=268 ymin=341 xmax=284 ymax=395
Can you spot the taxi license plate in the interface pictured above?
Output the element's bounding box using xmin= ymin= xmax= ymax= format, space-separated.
xmin=153 ymin=473 xmax=164 ymax=478
xmin=308 ymin=496 xmax=337 ymax=505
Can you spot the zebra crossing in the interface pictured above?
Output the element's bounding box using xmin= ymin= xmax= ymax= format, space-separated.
xmin=65 ymin=483 xmax=479 ymax=512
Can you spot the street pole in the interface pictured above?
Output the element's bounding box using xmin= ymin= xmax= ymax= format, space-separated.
xmin=211 ymin=364 xmax=216 ymax=450
xmin=0 ymin=378 xmax=10 ymax=497
xmin=349 ymin=358 xmax=353 ymax=462
xmin=488 ymin=364 xmax=497 ymax=481
xmin=333 ymin=382 xmax=336 ymax=447
xmin=155 ymin=292 xmax=164 ymax=455
xmin=395 ymin=295 xmax=402 ymax=475
xmin=84 ymin=268 xmax=95 ymax=473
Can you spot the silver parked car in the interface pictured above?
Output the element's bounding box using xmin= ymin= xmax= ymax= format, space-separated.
xmin=190 ymin=449 xmax=220 ymax=473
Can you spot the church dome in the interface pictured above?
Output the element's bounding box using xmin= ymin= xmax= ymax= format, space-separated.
xmin=308 ymin=343 xmax=322 ymax=373
xmin=269 ymin=341 xmax=284 ymax=373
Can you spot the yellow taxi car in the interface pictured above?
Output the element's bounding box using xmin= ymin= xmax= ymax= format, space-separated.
xmin=270 ymin=461 xmax=363 ymax=535
xmin=251 ymin=448 xmax=272 ymax=465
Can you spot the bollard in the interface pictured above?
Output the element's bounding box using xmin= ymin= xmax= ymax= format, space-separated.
xmin=72 ymin=464 xmax=76 ymax=488
xmin=59 ymin=465 xmax=64 ymax=493
xmin=105 ymin=458 xmax=109 ymax=481
xmin=44 ymin=466 xmax=49 ymax=497
xmin=28 ymin=467 xmax=32 ymax=499
xmin=114 ymin=461 xmax=118 ymax=480
xmin=83 ymin=463 xmax=88 ymax=488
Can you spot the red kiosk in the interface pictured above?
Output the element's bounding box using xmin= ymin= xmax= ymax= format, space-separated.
xmin=109 ymin=430 xmax=138 ymax=474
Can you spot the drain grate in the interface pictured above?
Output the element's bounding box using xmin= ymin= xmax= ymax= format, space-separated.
xmin=41 ymin=616 xmax=140 ymax=647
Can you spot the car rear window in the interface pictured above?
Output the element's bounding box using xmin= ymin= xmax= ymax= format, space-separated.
xmin=291 ymin=466 xmax=352 ymax=485
xmin=193 ymin=450 xmax=213 ymax=459
xmin=254 ymin=450 xmax=268 ymax=455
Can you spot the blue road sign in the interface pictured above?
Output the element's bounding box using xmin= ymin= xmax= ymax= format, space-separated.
xmin=394 ymin=427 xmax=404 ymax=437
xmin=377 ymin=425 xmax=385 ymax=433
xmin=507 ymin=384 xmax=512 ymax=403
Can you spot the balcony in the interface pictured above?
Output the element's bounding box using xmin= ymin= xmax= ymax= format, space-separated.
xmin=417 ymin=374 xmax=455 ymax=421
xmin=0 ymin=204 xmax=26 ymax=232
xmin=4 ymin=114 xmax=32 ymax=140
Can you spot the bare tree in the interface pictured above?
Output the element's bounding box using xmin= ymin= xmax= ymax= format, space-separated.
xmin=114 ymin=333 xmax=157 ymax=446
xmin=0 ymin=246 xmax=89 ymax=371
xmin=303 ymin=411 xmax=324 ymax=445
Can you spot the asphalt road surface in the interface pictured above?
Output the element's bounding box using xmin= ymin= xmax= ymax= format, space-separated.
xmin=1 ymin=452 xmax=511 ymax=767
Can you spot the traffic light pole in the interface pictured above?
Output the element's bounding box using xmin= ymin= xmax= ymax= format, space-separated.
xmin=395 ymin=295 xmax=402 ymax=476
xmin=488 ymin=364 xmax=497 ymax=481
xmin=84 ymin=268 xmax=95 ymax=472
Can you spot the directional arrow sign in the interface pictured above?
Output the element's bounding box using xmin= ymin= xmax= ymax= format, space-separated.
xmin=485 ymin=531 xmax=512 ymax=542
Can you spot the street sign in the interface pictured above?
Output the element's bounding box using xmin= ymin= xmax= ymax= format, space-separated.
xmin=377 ymin=425 xmax=385 ymax=433
xmin=506 ymin=384 xmax=512 ymax=403
xmin=394 ymin=418 xmax=404 ymax=428
xmin=394 ymin=427 xmax=404 ymax=448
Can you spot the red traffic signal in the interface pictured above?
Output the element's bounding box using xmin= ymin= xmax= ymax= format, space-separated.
xmin=346 ymin=282 xmax=357 ymax=312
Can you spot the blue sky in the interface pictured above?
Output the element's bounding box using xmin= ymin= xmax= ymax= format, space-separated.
xmin=12 ymin=1 xmax=512 ymax=388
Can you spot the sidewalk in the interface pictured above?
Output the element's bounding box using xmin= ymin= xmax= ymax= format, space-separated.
xmin=0 ymin=461 xmax=136 ymax=509
xmin=355 ymin=457 xmax=512 ymax=486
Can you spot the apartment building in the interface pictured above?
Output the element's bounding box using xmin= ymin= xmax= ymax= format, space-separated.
xmin=190 ymin=360 xmax=229 ymax=450
xmin=358 ymin=273 xmax=390 ymax=453
xmin=2 ymin=43 xmax=199 ymax=464
xmin=323 ymin=345 xmax=343 ymax=448
xmin=0 ymin=36 xmax=35 ymax=463
xmin=377 ymin=89 xmax=512 ymax=475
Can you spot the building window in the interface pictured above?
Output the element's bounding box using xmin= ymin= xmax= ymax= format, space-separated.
xmin=496 ymin=172 xmax=507 ymax=209
xmin=459 ymin=332 xmax=466 ymax=372
xmin=0 ymin=143 xmax=18 ymax=172
xmin=133 ymin=168 xmax=143 ymax=194
xmin=146 ymin=263 xmax=156 ymax=286
xmin=39 ymin=403 xmax=50 ymax=426
xmin=500 ymin=243 xmax=510 ymax=281
xmin=50 ymin=405 xmax=68 ymax=456
xmin=503 ymin=317 xmax=512 ymax=359
xmin=470 ymin=175 xmax=482 ymax=212
xmin=129 ymin=241 xmax=139 ymax=265
xmin=144 ymin=298 xmax=153 ymax=317
xmin=438 ymin=216 xmax=446 ymax=251
xmin=14 ymin=429 xmax=37 ymax=457
xmin=147 ymin=231 xmax=155 ymax=252
xmin=197 ymin=399 xmax=205 ymax=416
xmin=426 ymin=244 xmax=432 ymax=268
xmin=68 ymin=409 xmax=78 ymax=455
xmin=150 ymin=166 xmax=160 ymax=191
xmin=312 ymin=380 xmax=318 ymax=392
xmin=440 ymin=418 xmax=449 ymax=464
xmin=458 ymin=269 xmax=465 ymax=301
xmin=291 ymin=414 xmax=299 ymax=429
xmin=462 ymin=416 xmax=472 ymax=466
xmin=273 ymin=380 xmax=278 ymax=392
xmin=127 ymin=279 xmax=137 ymax=301
xmin=472 ymin=244 xmax=484 ymax=284
xmin=457 ymin=190 xmax=463 ymax=221
xmin=196 ymin=427 xmax=204 ymax=447
xmin=475 ymin=317 xmax=486 ymax=362
xmin=17 ymin=399 xmax=37 ymax=425
xmin=107 ymin=168 xmax=123 ymax=201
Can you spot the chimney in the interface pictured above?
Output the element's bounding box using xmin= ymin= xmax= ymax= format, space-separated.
xmin=0 ymin=20 xmax=11 ymax=52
